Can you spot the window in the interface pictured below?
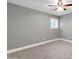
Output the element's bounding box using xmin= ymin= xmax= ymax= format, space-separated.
xmin=50 ymin=17 xmax=58 ymax=29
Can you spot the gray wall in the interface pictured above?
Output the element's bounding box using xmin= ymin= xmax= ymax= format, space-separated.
xmin=7 ymin=3 xmax=59 ymax=50
xmin=60 ymin=14 xmax=72 ymax=40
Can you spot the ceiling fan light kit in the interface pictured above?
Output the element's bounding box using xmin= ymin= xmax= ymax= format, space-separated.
xmin=57 ymin=7 xmax=64 ymax=11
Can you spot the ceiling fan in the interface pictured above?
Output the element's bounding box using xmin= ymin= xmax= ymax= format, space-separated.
xmin=48 ymin=0 xmax=72 ymax=11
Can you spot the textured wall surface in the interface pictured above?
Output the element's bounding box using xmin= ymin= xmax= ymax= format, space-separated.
xmin=7 ymin=3 xmax=59 ymax=50
xmin=60 ymin=14 xmax=72 ymax=40
xmin=7 ymin=40 xmax=72 ymax=59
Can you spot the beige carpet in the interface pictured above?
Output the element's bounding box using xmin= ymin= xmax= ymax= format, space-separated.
xmin=8 ymin=40 xmax=72 ymax=59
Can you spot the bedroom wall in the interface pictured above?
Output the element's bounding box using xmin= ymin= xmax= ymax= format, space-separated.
xmin=7 ymin=3 xmax=59 ymax=50
xmin=60 ymin=14 xmax=72 ymax=40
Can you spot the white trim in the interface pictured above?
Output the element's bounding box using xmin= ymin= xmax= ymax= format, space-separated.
xmin=7 ymin=38 xmax=72 ymax=54
xmin=59 ymin=38 xmax=72 ymax=43
xmin=7 ymin=39 xmax=59 ymax=54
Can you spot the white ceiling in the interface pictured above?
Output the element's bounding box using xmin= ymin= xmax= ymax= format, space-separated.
xmin=7 ymin=0 xmax=72 ymax=16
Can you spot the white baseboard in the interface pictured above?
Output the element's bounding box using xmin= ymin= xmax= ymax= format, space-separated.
xmin=7 ymin=38 xmax=72 ymax=54
xmin=59 ymin=38 xmax=72 ymax=43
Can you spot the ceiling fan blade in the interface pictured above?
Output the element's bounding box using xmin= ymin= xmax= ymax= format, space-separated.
xmin=64 ymin=8 xmax=67 ymax=10
xmin=49 ymin=5 xmax=58 ymax=11
xmin=48 ymin=5 xmax=57 ymax=6
xmin=49 ymin=6 xmax=57 ymax=10
xmin=63 ymin=6 xmax=72 ymax=9
xmin=48 ymin=5 xmax=58 ymax=10
xmin=64 ymin=4 xmax=72 ymax=6
xmin=54 ymin=8 xmax=58 ymax=11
